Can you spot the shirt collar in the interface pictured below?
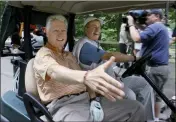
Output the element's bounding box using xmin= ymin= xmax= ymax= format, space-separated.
xmin=45 ymin=42 xmax=66 ymax=56
xmin=85 ymin=36 xmax=99 ymax=46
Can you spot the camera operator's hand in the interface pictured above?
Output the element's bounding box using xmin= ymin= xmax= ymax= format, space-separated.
xmin=127 ymin=15 xmax=134 ymax=26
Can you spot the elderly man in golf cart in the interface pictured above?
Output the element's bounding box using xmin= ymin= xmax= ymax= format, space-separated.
xmin=73 ymin=16 xmax=155 ymax=121
xmin=33 ymin=15 xmax=145 ymax=121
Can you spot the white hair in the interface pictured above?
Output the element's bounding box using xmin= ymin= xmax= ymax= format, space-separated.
xmin=46 ymin=15 xmax=68 ymax=32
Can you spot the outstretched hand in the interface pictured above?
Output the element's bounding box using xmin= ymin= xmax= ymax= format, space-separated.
xmin=84 ymin=56 xmax=125 ymax=102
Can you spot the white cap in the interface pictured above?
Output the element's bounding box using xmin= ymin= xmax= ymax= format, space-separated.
xmin=84 ymin=17 xmax=103 ymax=26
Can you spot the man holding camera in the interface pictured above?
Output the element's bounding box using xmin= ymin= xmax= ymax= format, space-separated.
xmin=127 ymin=9 xmax=170 ymax=121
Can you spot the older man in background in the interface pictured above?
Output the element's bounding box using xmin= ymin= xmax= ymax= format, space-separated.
xmin=73 ymin=16 xmax=155 ymax=121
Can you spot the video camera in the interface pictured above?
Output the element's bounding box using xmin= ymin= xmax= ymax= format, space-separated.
xmin=122 ymin=10 xmax=148 ymax=25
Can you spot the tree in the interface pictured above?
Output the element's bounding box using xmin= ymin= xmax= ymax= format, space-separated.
xmin=0 ymin=1 xmax=6 ymax=29
xmin=168 ymin=8 xmax=176 ymax=29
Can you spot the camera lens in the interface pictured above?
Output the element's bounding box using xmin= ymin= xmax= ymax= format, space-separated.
xmin=122 ymin=17 xmax=127 ymax=23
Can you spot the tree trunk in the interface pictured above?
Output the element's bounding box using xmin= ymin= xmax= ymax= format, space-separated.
xmin=116 ymin=13 xmax=122 ymax=42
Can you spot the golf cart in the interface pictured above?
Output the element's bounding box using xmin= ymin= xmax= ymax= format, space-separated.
xmin=0 ymin=1 xmax=176 ymax=122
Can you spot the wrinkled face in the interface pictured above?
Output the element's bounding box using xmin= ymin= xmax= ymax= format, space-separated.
xmin=46 ymin=20 xmax=67 ymax=51
xmin=85 ymin=20 xmax=101 ymax=41
xmin=146 ymin=14 xmax=159 ymax=25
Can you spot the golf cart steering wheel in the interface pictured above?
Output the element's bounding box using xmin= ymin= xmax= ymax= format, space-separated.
xmin=122 ymin=53 xmax=152 ymax=78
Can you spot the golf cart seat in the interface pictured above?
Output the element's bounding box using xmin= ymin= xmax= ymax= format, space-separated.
xmin=23 ymin=58 xmax=54 ymax=122
xmin=1 ymin=90 xmax=30 ymax=122
xmin=1 ymin=60 xmax=30 ymax=122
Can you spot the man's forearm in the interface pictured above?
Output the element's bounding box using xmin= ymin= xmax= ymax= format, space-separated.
xmin=129 ymin=26 xmax=141 ymax=43
xmin=102 ymin=52 xmax=135 ymax=62
xmin=47 ymin=64 xmax=86 ymax=84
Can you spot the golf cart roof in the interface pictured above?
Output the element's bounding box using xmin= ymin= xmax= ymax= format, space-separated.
xmin=7 ymin=1 xmax=174 ymax=14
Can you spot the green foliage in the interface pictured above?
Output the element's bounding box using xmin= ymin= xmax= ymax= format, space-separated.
xmin=0 ymin=1 xmax=6 ymax=13
xmin=101 ymin=28 xmax=117 ymax=42
xmin=162 ymin=8 xmax=176 ymax=29
xmin=0 ymin=1 xmax=6 ymax=28
xmin=75 ymin=15 xmax=87 ymax=38
xmin=168 ymin=8 xmax=176 ymax=29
